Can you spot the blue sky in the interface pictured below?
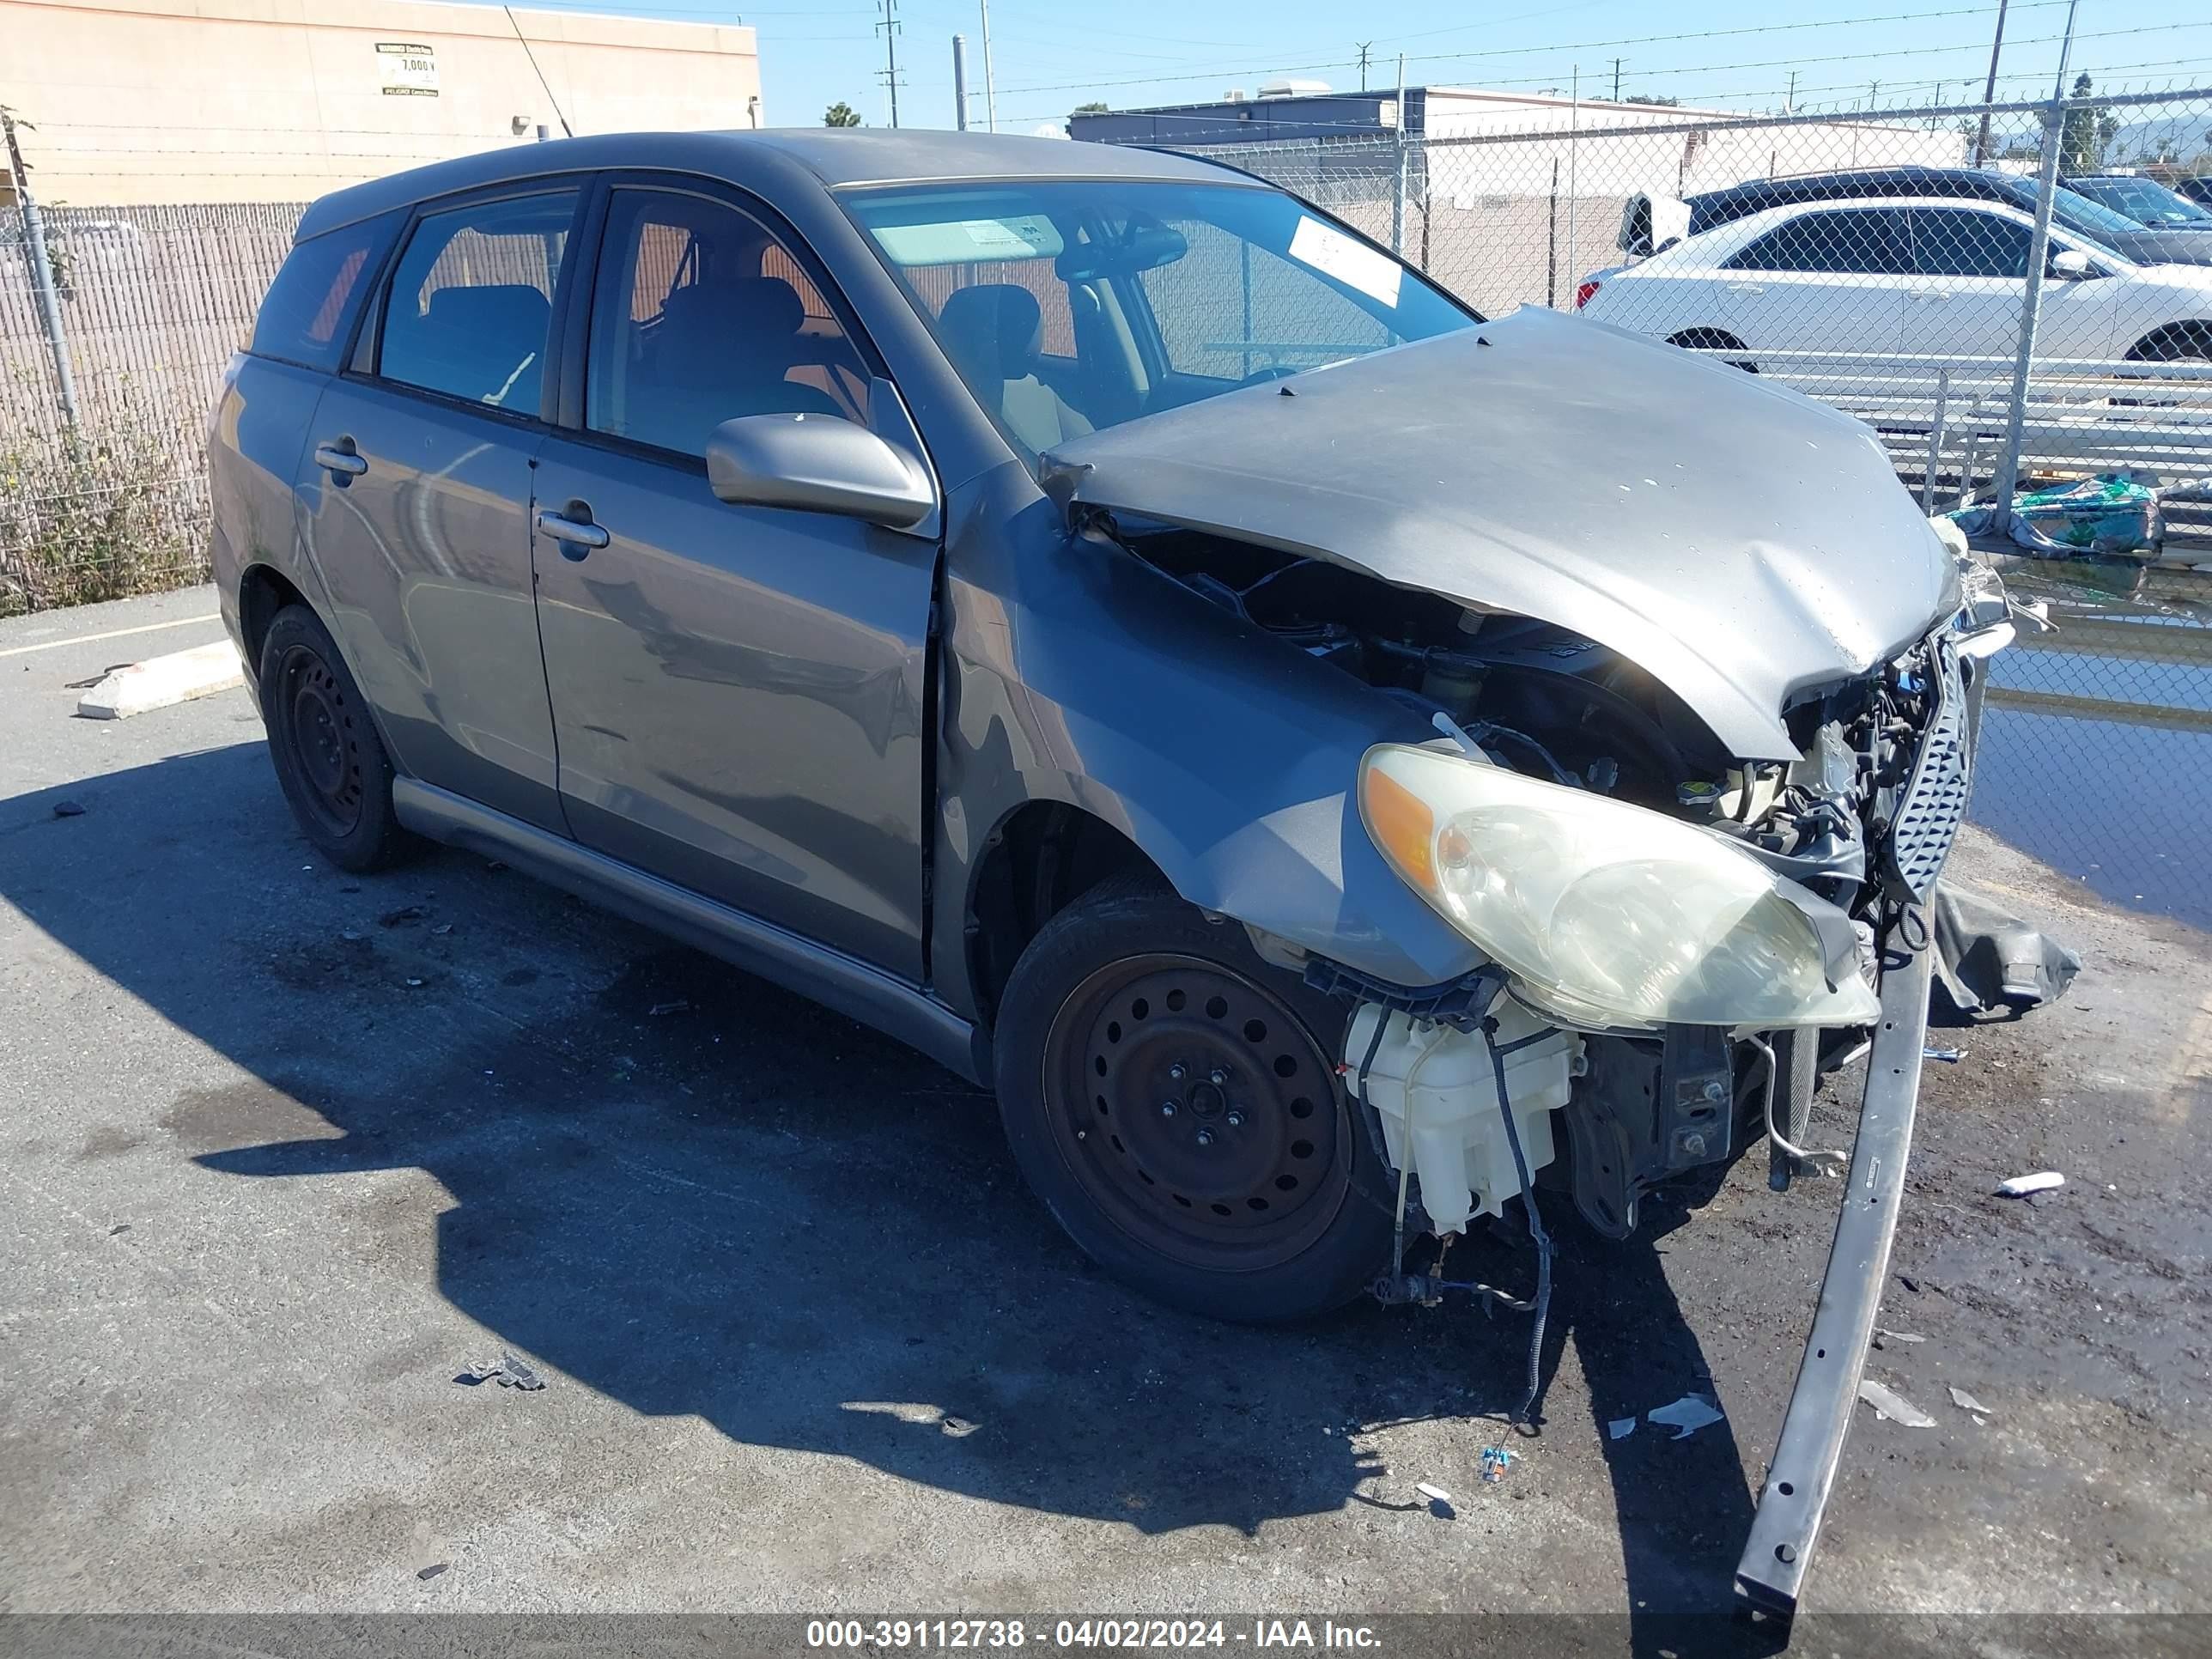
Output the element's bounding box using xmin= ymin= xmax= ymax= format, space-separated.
xmin=492 ymin=0 xmax=2212 ymax=132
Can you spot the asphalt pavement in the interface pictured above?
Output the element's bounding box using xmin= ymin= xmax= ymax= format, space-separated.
xmin=2 ymin=588 xmax=2208 ymax=1642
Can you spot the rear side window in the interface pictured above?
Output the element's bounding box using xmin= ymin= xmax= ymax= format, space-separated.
xmin=376 ymin=190 xmax=579 ymax=412
xmin=251 ymin=215 xmax=395 ymax=371
xmin=1727 ymin=208 xmax=1910 ymax=275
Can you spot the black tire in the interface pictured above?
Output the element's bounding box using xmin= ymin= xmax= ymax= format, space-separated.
xmin=258 ymin=605 xmax=410 ymax=872
xmin=993 ymin=878 xmax=1394 ymax=1323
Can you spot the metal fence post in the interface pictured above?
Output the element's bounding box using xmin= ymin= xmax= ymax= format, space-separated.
xmin=2 ymin=106 xmax=82 ymax=432
xmin=1390 ymin=57 xmax=1407 ymax=256
xmin=1990 ymin=95 xmax=2065 ymax=533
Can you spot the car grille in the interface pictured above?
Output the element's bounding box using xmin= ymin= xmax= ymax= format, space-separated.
xmin=1883 ymin=636 xmax=1970 ymax=905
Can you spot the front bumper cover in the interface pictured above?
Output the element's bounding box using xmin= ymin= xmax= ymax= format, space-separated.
xmin=1733 ymin=918 xmax=1933 ymax=1621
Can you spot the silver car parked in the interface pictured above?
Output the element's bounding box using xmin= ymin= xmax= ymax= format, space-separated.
xmin=211 ymin=130 xmax=2041 ymax=1619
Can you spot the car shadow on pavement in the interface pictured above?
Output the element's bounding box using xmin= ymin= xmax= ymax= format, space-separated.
xmin=5 ymin=742 xmax=1760 ymax=1624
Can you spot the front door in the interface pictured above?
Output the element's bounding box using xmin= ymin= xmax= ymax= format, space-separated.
xmin=298 ymin=185 xmax=580 ymax=831
xmin=1901 ymin=207 xmax=2118 ymax=364
xmin=531 ymin=182 xmax=938 ymax=977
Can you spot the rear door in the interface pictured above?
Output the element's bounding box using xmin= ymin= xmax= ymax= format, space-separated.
xmin=296 ymin=185 xmax=581 ymax=832
xmin=1715 ymin=206 xmax=1910 ymax=361
xmin=528 ymin=178 xmax=938 ymax=976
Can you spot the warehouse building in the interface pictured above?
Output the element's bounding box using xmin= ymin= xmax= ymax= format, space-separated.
xmin=0 ymin=0 xmax=763 ymax=206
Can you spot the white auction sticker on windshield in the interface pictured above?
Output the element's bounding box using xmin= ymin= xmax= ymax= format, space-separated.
xmin=1288 ymin=216 xmax=1401 ymax=307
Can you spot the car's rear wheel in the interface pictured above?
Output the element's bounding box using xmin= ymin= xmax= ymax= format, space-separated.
xmin=258 ymin=605 xmax=410 ymax=872
xmin=993 ymin=878 xmax=1394 ymax=1323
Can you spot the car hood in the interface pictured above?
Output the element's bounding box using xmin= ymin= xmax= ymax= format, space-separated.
xmin=2108 ymin=226 xmax=2212 ymax=265
xmin=1039 ymin=306 xmax=1959 ymax=760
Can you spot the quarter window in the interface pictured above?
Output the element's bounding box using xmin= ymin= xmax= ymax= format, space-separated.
xmin=1726 ymin=209 xmax=1910 ymax=275
xmin=252 ymin=213 xmax=395 ymax=371
xmin=585 ymin=189 xmax=869 ymax=459
xmin=376 ymin=191 xmax=578 ymax=411
xmin=1911 ymin=209 xmax=2033 ymax=279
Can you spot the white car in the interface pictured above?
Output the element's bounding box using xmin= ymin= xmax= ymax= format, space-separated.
xmin=1576 ymin=196 xmax=2212 ymax=367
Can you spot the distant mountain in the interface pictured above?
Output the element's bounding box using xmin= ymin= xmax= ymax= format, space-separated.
xmin=2105 ymin=113 xmax=2212 ymax=168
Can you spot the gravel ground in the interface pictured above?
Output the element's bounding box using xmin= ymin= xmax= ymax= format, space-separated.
xmin=1 ymin=589 xmax=2207 ymax=1645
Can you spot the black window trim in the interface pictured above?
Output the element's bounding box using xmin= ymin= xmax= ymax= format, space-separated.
xmin=550 ymin=169 xmax=894 ymax=475
xmin=1723 ymin=204 xmax=1911 ymax=276
xmin=339 ymin=176 xmax=591 ymax=431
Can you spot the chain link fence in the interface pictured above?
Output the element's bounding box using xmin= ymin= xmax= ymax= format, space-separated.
xmin=3 ymin=87 xmax=2211 ymax=921
xmin=1151 ymin=86 xmax=2212 ymax=925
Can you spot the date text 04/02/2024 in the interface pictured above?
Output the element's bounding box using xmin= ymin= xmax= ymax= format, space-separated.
xmin=803 ymin=1619 xmax=1382 ymax=1649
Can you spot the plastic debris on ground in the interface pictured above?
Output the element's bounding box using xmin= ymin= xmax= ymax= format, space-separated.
xmin=1948 ymin=1386 xmax=1992 ymax=1416
xmin=1948 ymin=474 xmax=2162 ymax=559
xmin=1646 ymin=1395 xmax=1724 ymax=1440
xmin=1415 ymin=1481 xmax=1452 ymax=1504
xmin=1874 ymin=1328 xmax=1928 ymax=1346
xmin=1480 ymin=1445 xmax=1514 ymax=1483
xmin=1607 ymin=1417 xmax=1637 ymax=1440
xmin=465 ymin=1352 xmax=545 ymax=1391
xmin=1923 ymin=1047 xmax=1966 ymax=1063
xmin=1996 ymin=1170 xmax=2065 ymax=1198
xmin=1857 ymin=1379 xmax=1936 ymax=1428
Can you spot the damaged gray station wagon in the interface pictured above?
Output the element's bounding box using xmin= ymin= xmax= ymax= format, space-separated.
xmin=210 ymin=131 xmax=2041 ymax=1618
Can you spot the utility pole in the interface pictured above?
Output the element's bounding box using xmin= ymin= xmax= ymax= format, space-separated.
xmin=1972 ymin=0 xmax=2010 ymax=167
xmin=877 ymin=0 xmax=902 ymax=129
xmin=1356 ymin=41 xmax=1372 ymax=93
xmin=1611 ymin=58 xmax=1622 ymax=103
xmin=1 ymin=106 xmax=80 ymax=431
xmin=952 ymin=33 xmax=969 ymax=131
xmin=979 ymin=0 xmax=998 ymax=132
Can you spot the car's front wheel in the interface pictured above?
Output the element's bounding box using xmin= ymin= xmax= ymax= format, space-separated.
xmin=993 ymin=878 xmax=1394 ymax=1323
xmin=258 ymin=605 xmax=410 ymax=872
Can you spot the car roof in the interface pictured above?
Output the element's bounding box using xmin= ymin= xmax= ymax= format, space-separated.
xmin=1686 ymin=167 xmax=2029 ymax=227
xmin=293 ymin=129 xmax=1248 ymax=242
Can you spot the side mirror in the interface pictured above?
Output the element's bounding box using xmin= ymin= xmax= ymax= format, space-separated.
xmin=704 ymin=413 xmax=935 ymax=530
xmin=2049 ymin=248 xmax=2097 ymax=280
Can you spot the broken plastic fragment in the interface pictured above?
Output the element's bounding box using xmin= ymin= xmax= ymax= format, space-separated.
xmin=1646 ymin=1395 xmax=1723 ymax=1440
xmin=1857 ymin=1379 xmax=1936 ymax=1427
xmin=1414 ymin=1481 xmax=1451 ymax=1504
xmin=1607 ymin=1417 xmax=1637 ymax=1440
xmin=1996 ymin=1170 xmax=2064 ymax=1198
xmin=1948 ymin=1386 xmax=1991 ymax=1416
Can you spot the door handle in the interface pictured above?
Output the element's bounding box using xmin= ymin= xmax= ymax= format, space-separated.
xmin=313 ymin=441 xmax=367 ymax=479
xmin=1723 ymin=282 xmax=1765 ymax=295
xmin=535 ymin=507 xmax=611 ymax=556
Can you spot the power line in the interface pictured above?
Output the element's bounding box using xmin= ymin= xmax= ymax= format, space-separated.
xmin=997 ymin=1 xmax=2078 ymax=96
xmin=502 ymin=4 xmax=572 ymax=137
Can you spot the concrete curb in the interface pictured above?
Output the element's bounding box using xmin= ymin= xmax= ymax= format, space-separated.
xmin=76 ymin=640 xmax=244 ymax=720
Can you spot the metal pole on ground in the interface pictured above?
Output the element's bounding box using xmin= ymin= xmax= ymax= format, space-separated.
xmin=2 ymin=106 xmax=82 ymax=432
xmin=1991 ymin=0 xmax=2077 ymax=533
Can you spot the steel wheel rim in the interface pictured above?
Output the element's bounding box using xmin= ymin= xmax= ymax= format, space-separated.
xmin=1042 ymin=952 xmax=1352 ymax=1273
xmin=277 ymin=646 xmax=364 ymax=837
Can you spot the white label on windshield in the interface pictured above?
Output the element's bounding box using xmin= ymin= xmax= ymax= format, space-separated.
xmin=1288 ymin=216 xmax=1401 ymax=307
xmin=870 ymin=215 xmax=1065 ymax=267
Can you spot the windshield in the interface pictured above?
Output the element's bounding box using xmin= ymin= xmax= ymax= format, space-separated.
xmin=2064 ymin=175 xmax=2212 ymax=227
xmin=2031 ymin=181 xmax=2158 ymax=250
xmin=842 ymin=179 xmax=1475 ymax=456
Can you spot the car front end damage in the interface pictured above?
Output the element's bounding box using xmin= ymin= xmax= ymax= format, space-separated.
xmin=1297 ymin=577 xmax=2033 ymax=1624
xmin=1035 ymin=310 xmax=2073 ymax=1617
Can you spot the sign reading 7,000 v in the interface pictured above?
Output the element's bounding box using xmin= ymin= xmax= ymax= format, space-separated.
xmin=377 ymin=42 xmax=440 ymax=97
